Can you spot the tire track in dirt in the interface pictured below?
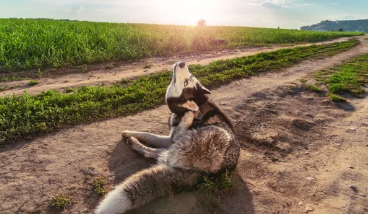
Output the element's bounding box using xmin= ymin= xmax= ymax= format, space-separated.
xmin=0 ymin=36 xmax=362 ymax=97
xmin=0 ymin=37 xmax=367 ymax=214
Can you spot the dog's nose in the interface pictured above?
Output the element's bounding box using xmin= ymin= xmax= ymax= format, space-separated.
xmin=178 ymin=62 xmax=185 ymax=68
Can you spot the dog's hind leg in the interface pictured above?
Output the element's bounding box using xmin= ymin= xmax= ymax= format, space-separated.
xmin=126 ymin=137 xmax=165 ymax=159
xmin=121 ymin=131 xmax=172 ymax=148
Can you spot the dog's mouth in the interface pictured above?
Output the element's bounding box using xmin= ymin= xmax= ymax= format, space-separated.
xmin=172 ymin=61 xmax=187 ymax=84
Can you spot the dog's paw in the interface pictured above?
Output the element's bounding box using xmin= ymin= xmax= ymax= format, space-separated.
xmin=126 ymin=136 xmax=138 ymax=147
xmin=121 ymin=130 xmax=131 ymax=138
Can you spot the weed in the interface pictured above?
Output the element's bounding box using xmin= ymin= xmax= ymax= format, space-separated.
xmin=105 ymin=63 xmax=115 ymax=69
xmin=93 ymin=177 xmax=106 ymax=196
xmin=305 ymin=84 xmax=323 ymax=93
xmin=329 ymin=94 xmax=347 ymax=102
xmin=120 ymin=78 xmax=131 ymax=84
xmin=50 ymin=193 xmax=72 ymax=209
xmin=299 ymin=78 xmax=308 ymax=83
xmin=28 ymin=80 xmax=39 ymax=86
xmin=64 ymin=87 xmax=74 ymax=93
xmin=312 ymin=54 xmax=368 ymax=101
xmin=144 ymin=64 xmax=152 ymax=69
xmin=196 ymin=170 xmax=234 ymax=209
xmin=36 ymin=69 xmax=43 ymax=78
xmin=82 ymin=65 xmax=88 ymax=73
xmin=0 ymin=75 xmax=26 ymax=82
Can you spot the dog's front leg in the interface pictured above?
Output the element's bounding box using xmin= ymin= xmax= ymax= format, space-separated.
xmin=176 ymin=111 xmax=195 ymax=134
xmin=121 ymin=131 xmax=172 ymax=148
xmin=126 ymin=137 xmax=165 ymax=159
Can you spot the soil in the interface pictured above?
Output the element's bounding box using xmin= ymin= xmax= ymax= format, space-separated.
xmin=0 ymin=36 xmax=360 ymax=97
xmin=0 ymin=36 xmax=367 ymax=214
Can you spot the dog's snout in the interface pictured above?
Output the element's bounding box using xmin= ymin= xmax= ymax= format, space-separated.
xmin=178 ymin=62 xmax=185 ymax=68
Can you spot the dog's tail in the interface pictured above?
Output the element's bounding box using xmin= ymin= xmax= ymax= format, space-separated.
xmin=95 ymin=164 xmax=200 ymax=214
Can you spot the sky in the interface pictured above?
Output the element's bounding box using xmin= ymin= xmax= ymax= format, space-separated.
xmin=0 ymin=0 xmax=367 ymax=29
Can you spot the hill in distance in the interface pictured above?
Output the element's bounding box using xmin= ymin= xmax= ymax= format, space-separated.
xmin=301 ymin=19 xmax=368 ymax=32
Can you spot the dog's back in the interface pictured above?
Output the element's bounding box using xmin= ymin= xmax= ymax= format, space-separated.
xmin=164 ymin=99 xmax=239 ymax=173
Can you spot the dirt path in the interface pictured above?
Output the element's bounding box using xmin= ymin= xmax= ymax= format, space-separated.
xmin=0 ymin=37 xmax=368 ymax=214
xmin=0 ymin=36 xmax=361 ymax=97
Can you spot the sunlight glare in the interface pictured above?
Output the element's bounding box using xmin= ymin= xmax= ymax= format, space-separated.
xmin=160 ymin=0 xmax=214 ymax=25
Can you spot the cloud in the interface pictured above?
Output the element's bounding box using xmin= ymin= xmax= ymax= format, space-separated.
xmin=76 ymin=6 xmax=87 ymax=20
xmin=249 ymin=0 xmax=293 ymax=9
xmin=338 ymin=15 xmax=356 ymax=20
xmin=260 ymin=1 xmax=283 ymax=9
xmin=331 ymin=2 xmax=339 ymax=5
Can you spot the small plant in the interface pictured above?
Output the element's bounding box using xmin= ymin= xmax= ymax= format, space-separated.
xmin=50 ymin=193 xmax=71 ymax=209
xmin=299 ymin=78 xmax=308 ymax=83
xmin=305 ymin=84 xmax=323 ymax=93
xmin=106 ymin=63 xmax=115 ymax=69
xmin=144 ymin=64 xmax=152 ymax=69
xmin=198 ymin=170 xmax=234 ymax=193
xmin=64 ymin=87 xmax=74 ymax=93
xmin=120 ymin=78 xmax=131 ymax=84
xmin=36 ymin=69 xmax=43 ymax=78
xmin=196 ymin=170 xmax=234 ymax=209
xmin=82 ymin=64 xmax=88 ymax=73
xmin=329 ymin=94 xmax=347 ymax=102
xmin=93 ymin=177 xmax=106 ymax=196
xmin=28 ymin=80 xmax=39 ymax=86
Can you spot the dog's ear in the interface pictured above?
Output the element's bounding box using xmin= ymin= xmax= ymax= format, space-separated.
xmin=197 ymin=82 xmax=211 ymax=95
xmin=201 ymin=86 xmax=211 ymax=95
xmin=181 ymin=100 xmax=199 ymax=111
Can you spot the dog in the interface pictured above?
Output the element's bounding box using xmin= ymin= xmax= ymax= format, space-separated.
xmin=95 ymin=62 xmax=240 ymax=214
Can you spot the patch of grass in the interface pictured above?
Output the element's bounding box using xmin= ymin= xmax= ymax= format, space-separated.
xmin=312 ymin=54 xmax=368 ymax=101
xmin=64 ymin=87 xmax=74 ymax=93
xmin=196 ymin=170 xmax=234 ymax=208
xmin=299 ymin=78 xmax=308 ymax=83
xmin=28 ymin=80 xmax=39 ymax=86
xmin=93 ymin=177 xmax=106 ymax=196
xmin=0 ymin=18 xmax=362 ymax=73
xmin=120 ymin=78 xmax=131 ymax=84
xmin=81 ymin=65 xmax=88 ymax=73
xmin=144 ymin=64 xmax=152 ymax=69
xmin=50 ymin=193 xmax=72 ymax=209
xmin=198 ymin=170 xmax=234 ymax=193
xmin=0 ymin=39 xmax=360 ymax=144
xmin=105 ymin=63 xmax=115 ymax=69
xmin=0 ymin=75 xmax=27 ymax=82
xmin=329 ymin=94 xmax=347 ymax=102
xmin=305 ymin=84 xmax=323 ymax=93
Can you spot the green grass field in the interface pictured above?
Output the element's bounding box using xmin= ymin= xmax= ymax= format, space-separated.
xmin=0 ymin=18 xmax=362 ymax=72
xmin=0 ymin=39 xmax=359 ymax=144
xmin=313 ymin=53 xmax=368 ymax=101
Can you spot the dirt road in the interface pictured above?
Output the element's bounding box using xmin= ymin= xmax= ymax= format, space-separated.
xmin=0 ymin=37 xmax=367 ymax=214
xmin=0 ymin=36 xmax=360 ymax=97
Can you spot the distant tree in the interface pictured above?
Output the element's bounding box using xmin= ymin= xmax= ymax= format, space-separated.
xmin=197 ymin=19 xmax=206 ymax=26
xmin=337 ymin=28 xmax=344 ymax=32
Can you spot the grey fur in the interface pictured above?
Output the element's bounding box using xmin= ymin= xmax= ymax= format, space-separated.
xmin=95 ymin=62 xmax=240 ymax=214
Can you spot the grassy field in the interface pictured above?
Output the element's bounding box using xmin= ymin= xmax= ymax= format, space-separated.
xmin=0 ymin=18 xmax=363 ymax=73
xmin=312 ymin=53 xmax=368 ymax=101
xmin=0 ymin=39 xmax=359 ymax=144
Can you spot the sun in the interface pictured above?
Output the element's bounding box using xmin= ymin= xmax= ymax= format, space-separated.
xmin=161 ymin=0 xmax=213 ymax=25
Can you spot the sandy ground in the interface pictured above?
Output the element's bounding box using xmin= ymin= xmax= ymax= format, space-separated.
xmin=0 ymin=36 xmax=360 ymax=97
xmin=0 ymin=37 xmax=367 ymax=214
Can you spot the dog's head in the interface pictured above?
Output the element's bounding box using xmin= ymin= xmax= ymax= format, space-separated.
xmin=165 ymin=62 xmax=211 ymax=115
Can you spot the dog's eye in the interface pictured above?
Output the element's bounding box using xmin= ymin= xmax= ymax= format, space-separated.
xmin=184 ymin=80 xmax=188 ymax=86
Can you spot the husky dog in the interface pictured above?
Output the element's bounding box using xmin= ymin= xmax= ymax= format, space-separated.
xmin=95 ymin=62 xmax=240 ymax=214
